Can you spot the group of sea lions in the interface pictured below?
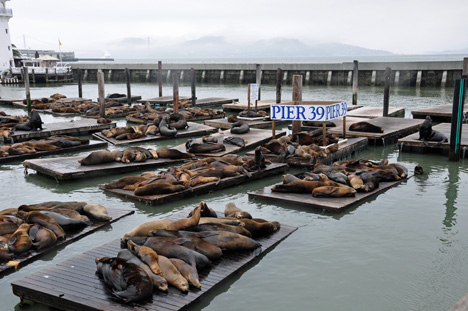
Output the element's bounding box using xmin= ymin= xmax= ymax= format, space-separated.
xmin=79 ymin=147 xmax=194 ymax=165
xmin=0 ymin=112 xmax=31 ymax=140
xmin=102 ymin=152 xmax=267 ymax=195
xmin=0 ymin=135 xmax=89 ymax=158
xmin=95 ymin=201 xmax=280 ymax=302
xmin=0 ymin=201 xmax=111 ymax=261
xmin=185 ymin=134 xmax=248 ymax=154
xmin=272 ymin=158 xmax=408 ymax=197
xmin=127 ymin=104 xmax=224 ymax=124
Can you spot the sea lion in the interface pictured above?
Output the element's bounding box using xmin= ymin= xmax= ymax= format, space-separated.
xmin=223 ymin=136 xmax=247 ymax=147
xmin=388 ymin=163 xmax=408 ymax=179
xmin=79 ymin=150 xmax=115 ymax=165
xmin=225 ymin=217 xmax=280 ymax=238
xmin=156 ymin=148 xmax=194 ymax=159
xmin=186 ymin=140 xmax=226 ymax=153
xmin=82 ymin=204 xmax=112 ymax=221
xmin=415 ymin=165 xmax=424 ymax=175
xmin=171 ymin=236 xmax=223 ymax=260
xmin=230 ymin=120 xmax=249 ymax=134
xmin=169 ymin=113 xmax=188 ymax=130
xmin=159 ymin=115 xmax=177 ymax=136
xmin=169 ymin=258 xmax=202 ymax=289
xmin=8 ymin=223 xmax=32 ymax=253
xmin=16 ymin=211 xmax=65 ymax=240
xmin=158 ymin=255 xmax=190 ymax=293
xmin=39 ymin=210 xmax=92 ymax=230
xmin=312 ymin=186 xmax=357 ymax=197
xmin=0 ymin=241 xmax=13 ymax=260
xmin=349 ymin=121 xmax=384 ymax=133
xmin=29 ymin=224 xmax=57 ymax=249
xmin=418 ymin=116 xmax=448 ymax=146
xmin=0 ymin=221 xmax=18 ymax=235
xmin=134 ymin=183 xmax=186 ymax=196
xmin=227 ymin=114 xmax=238 ymax=122
xmin=224 ymin=202 xmax=252 ymax=219
xmin=95 ymin=256 xmax=154 ymax=303
xmin=102 ymin=176 xmax=149 ymax=189
xmin=271 ymin=179 xmax=341 ymax=193
xmin=190 ymin=230 xmax=261 ymax=251
xmin=185 ymin=223 xmax=252 ymax=237
xmin=127 ymin=240 xmax=162 ymax=275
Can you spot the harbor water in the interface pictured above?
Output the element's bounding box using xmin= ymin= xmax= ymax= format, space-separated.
xmin=0 ymin=81 xmax=467 ymax=311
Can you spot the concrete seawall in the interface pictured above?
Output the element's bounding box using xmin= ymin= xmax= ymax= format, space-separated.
xmin=70 ymin=60 xmax=466 ymax=87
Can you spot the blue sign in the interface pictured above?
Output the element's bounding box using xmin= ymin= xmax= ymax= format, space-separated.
xmin=270 ymin=102 xmax=347 ymax=121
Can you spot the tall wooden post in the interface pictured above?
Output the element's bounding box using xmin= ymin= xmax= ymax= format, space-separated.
xmin=247 ymin=84 xmax=251 ymax=116
xmin=273 ymin=68 xmax=282 ymax=138
xmin=97 ymin=70 xmax=106 ymax=118
xmin=125 ymin=68 xmax=132 ymax=106
xmin=45 ymin=68 xmax=49 ymax=84
xmin=383 ymin=67 xmax=392 ymax=117
xmin=463 ymin=57 xmax=468 ymax=77
xmin=449 ymin=78 xmax=465 ymax=161
xmin=23 ymin=67 xmax=31 ymax=115
xmin=77 ymin=68 xmax=83 ymax=98
xmin=191 ymin=68 xmax=196 ymax=106
xmin=173 ymin=73 xmax=179 ymax=113
xmin=292 ymin=75 xmax=302 ymax=136
xmin=31 ymin=69 xmax=35 ymax=84
xmin=352 ymin=60 xmax=358 ymax=105
xmin=256 ymin=64 xmax=262 ymax=101
xmin=158 ymin=61 xmax=163 ymax=97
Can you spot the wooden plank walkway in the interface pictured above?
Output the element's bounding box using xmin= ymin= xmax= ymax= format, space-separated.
xmin=11 ymin=217 xmax=296 ymax=311
xmin=398 ymin=123 xmax=468 ymax=157
xmin=172 ymin=128 xmax=286 ymax=157
xmin=204 ymin=117 xmax=290 ymax=130
xmin=222 ymin=99 xmax=292 ymax=112
xmin=346 ymin=106 xmax=405 ymax=118
xmin=411 ymin=104 xmax=468 ymax=123
xmin=9 ymin=119 xmax=116 ymax=142
xmin=327 ymin=117 xmax=423 ymax=145
xmin=0 ymin=140 xmax=107 ymax=165
xmin=248 ymin=178 xmax=406 ymax=212
xmin=23 ymin=156 xmax=188 ymax=181
xmin=92 ymin=122 xmax=217 ymax=146
xmin=0 ymin=208 xmax=134 ymax=278
xmin=103 ymin=163 xmax=289 ymax=206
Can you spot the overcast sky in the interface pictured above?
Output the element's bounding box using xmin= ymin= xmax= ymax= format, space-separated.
xmin=6 ymin=0 xmax=468 ymax=58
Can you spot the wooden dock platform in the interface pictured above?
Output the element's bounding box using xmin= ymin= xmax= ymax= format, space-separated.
xmin=23 ymin=156 xmax=188 ymax=181
xmin=101 ymin=95 xmax=142 ymax=103
xmin=248 ymin=178 xmax=406 ymax=212
xmin=92 ymin=122 xmax=217 ymax=146
xmin=398 ymin=123 xmax=468 ymax=157
xmin=137 ymin=97 xmax=238 ymax=108
xmin=204 ymin=117 xmax=290 ymax=130
xmin=172 ymin=128 xmax=286 ymax=157
xmin=11 ymin=218 xmax=296 ymax=311
xmin=126 ymin=112 xmax=225 ymax=124
xmin=222 ymin=100 xmax=291 ymax=112
xmin=346 ymin=106 xmax=405 ymax=118
xmin=137 ymin=96 xmax=190 ymax=105
xmin=411 ymin=104 xmax=468 ymax=123
xmin=0 ymin=208 xmax=134 ymax=277
xmin=102 ymin=162 xmax=288 ymax=206
xmin=9 ymin=119 xmax=116 ymax=142
xmin=0 ymin=140 xmax=107 ymax=164
xmin=327 ymin=117 xmax=423 ymax=145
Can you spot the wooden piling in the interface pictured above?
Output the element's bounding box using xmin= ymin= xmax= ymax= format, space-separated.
xmin=292 ymin=75 xmax=302 ymax=136
xmin=273 ymin=68 xmax=282 ymax=138
xmin=352 ymin=60 xmax=358 ymax=105
xmin=45 ymin=68 xmax=49 ymax=84
xmin=97 ymin=70 xmax=106 ymax=118
xmin=31 ymin=69 xmax=35 ymax=84
xmin=125 ymin=68 xmax=132 ymax=106
xmin=383 ymin=67 xmax=392 ymax=117
xmin=158 ymin=61 xmax=163 ymax=97
xmin=173 ymin=73 xmax=179 ymax=113
xmin=23 ymin=67 xmax=31 ymax=115
xmin=256 ymin=64 xmax=262 ymax=100
xmin=449 ymin=78 xmax=465 ymax=161
xmin=77 ymin=68 xmax=83 ymax=98
xmin=463 ymin=58 xmax=468 ymax=77
xmin=191 ymin=68 xmax=196 ymax=106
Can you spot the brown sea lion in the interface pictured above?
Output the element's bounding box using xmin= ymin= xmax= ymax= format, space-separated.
xmin=184 ymin=223 xmax=252 ymax=237
xmin=29 ymin=224 xmax=57 ymax=249
xmin=190 ymin=230 xmax=261 ymax=251
xmin=95 ymin=256 xmax=154 ymax=303
xmin=79 ymin=150 xmax=115 ymax=165
xmin=39 ymin=210 xmax=92 ymax=230
xmin=23 ymin=142 xmax=59 ymax=151
xmin=171 ymin=236 xmax=223 ymax=260
xmin=349 ymin=121 xmax=384 ymax=133
xmin=224 ymin=202 xmax=252 ymax=219
xmin=82 ymin=204 xmax=112 ymax=221
xmin=312 ymin=186 xmax=357 ymax=197
xmin=236 ymin=218 xmax=280 ymax=237
xmin=271 ymin=179 xmax=340 ymax=193
xmin=158 ymin=255 xmax=189 ymax=293
xmin=156 ymin=148 xmax=194 ymax=159
xmin=134 ymin=182 xmax=186 ymax=196
xmin=0 ymin=241 xmax=13 ymax=260
xmin=169 ymin=258 xmax=202 ymax=289
xmin=0 ymin=221 xmax=18 ymax=235
xmin=127 ymin=240 xmax=162 ymax=275
xmin=169 ymin=113 xmax=188 ymax=130
xmin=0 ymin=208 xmax=18 ymax=216
xmin=102 ymin=176 xmax=149 ymax=189
xmin=8 ymin=223 xmax=32 ymax=253
xmin=16 ymin=211 xmax=65 ymax=240
xmin=184 ymin=176 xmax=220 ymax=187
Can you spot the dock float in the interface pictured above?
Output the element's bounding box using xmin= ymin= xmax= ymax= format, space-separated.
xmin=327 ymin=116 xmax=423 ymax=145
xmin=0 ymin=208 xmax=134 ymax=277
xmin=346 ymin=106 xmax=405 ymax=118
xmin=23 ymin=156 xmax=188 ymax=181
xmin=137 ymin=96 xmax=190 ymax=105
xmin=9 ymin=119 xmax=116 ymax=142
xmin=92 ymin=122 xmax=217 ymax=145
xmin=222 ymin=99 xmax=291 ymax=112
xmin=204 ymin=117 xmax=290 ymax=130
xmin=398 ymin=123 xmax=468 ymax=157
xmin=0 ymin=140 xmax=107 ymax=164
xmin=101 ymin=95 xmax=142 ymax=103
xmin=411 ymin=104 xmax=468 ymax=123
xmin=102 ymin=162 xmax=288 ymax=205
xmin=11 ymin=218 xmax=296 ymax=311
xmin=172 ymin=128 xmax=286 ymax=157
xmin=248 ymin=178 xmax=406 ymax=212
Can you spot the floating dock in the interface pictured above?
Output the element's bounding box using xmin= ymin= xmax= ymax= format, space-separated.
xmin=126 ymin=112 xmax=225 ymax=124
xmin=248 ymin=178 xmax=406 ymax=212
xmin=92 ymin=122 xmax=217 ymax=145
xmin=411 ymin=104 xmax=468 ymax=123
xmin=0 ymin=140 xmax=107 ymax=164
xmin=138 ymin=97 xmax=238 ymax=108
xmin=0 ymin=208 xmax=134 ymax=277
xmin=327 ymin=117 xmax=423 ymax=145
xmin=101 ymin=95 xmax=142 ymax=103
xmin=346 ymin=106 xmax=405 ymax=118
xmin=23 ymin=156 xmax=188 ymax=181
xmin=137 ymin=96 xmax=190 ymax=105
xmin=172 ymin=128 xmax=286 ymax=157
xmin=398 ymin=123 xmax=468 ymax=157
xmin=102 ymin=162 xmax=288 ymax=206
xmin=11 ymin=217 xmax=296 ymax=311
xmin=222 ymin=100 xmax=291 ymax=112
xmin=204 ymin=117 xmax=290 ymax=130
xmin=9 ymin=119 xmax=116 ymax=142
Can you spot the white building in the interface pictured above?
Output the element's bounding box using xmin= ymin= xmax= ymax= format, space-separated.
xmin=0 ymin=0 xmax=14 ymax=71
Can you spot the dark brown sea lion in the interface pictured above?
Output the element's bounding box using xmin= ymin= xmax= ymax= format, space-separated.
xmin=349 ymin=121 xmax=384 ymax=133
xmin=134 ymin=182 xmax=186 ymax=196
xmin=415 ymin=165 xmax=424 ymax=175
xmin=223 ymin=136 xmax=247 ymax=147
xmin=158 ymin=255 xmax=189 ymax=293
xmin=419 ymin=116 xmax=448 ymax=146
xmin=230 ymin=120 xmax=249 ymax=134
xmin=23 ymin=142 xmax=59 ymax=151
xmin=224 ymin=202 xmax=252 ymax=219
xmin=127 ymin=240 xmax=162 ymax=275
xmin=184 ymin=223 xmax=252 ymax=237
xmin=186 ymin=140 xmax=226 ymax=153
xmin=102 ymin=176 xmax=149 ymax=189
xmin=312 ymin=186 xmax=357 ymax=197
xmin=159 ymin=115 xmax=177 ymax=136
xmin=82 ymin=204 xmax=112 ymax=221
xmin=225 ymin=217 xmax=280 ymax=238
xmin=227 ymin=114 xmax=238 ymax=123
xmin=169 ymin=258 xmax=202 ymax=289
xmin=192 ymin=230 xmax=261 ymax=251
xmin=0 ymin=208 xmax=18 ymax=216
xmin=95 ymin=256 xmax=154 ymax=303
xmin=0 ymin=221 xmax=18 ymax=235
xmin=156 ymin=148 xmax=194 ymax=159
xmin=169 ymin=113 xmax=188 ymax=130
xmin=16 ymin=211 xmax=65 ymax=239
xmin=79 ymin=150 xmax=115 ymax=165
xmin=29 ymin=224 xmax=57 ymax=249
xmin=172 ymin=236 xmax=223 ymax=260
xmin=0 ymin=241 xmax=13 ymax=260
xmin=388 ymin=163 xmax=408 ymax=179
xmin=8 ymin=223 xmax=32 ymax=253
xmin=39 ymin=210 xmax=92 ymax=230
xmin=271 ymin=179 xmax=339 ymax=193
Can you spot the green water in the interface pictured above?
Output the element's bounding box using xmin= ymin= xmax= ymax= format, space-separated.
xmin=0 ymin=82 xmax=467 ymax=311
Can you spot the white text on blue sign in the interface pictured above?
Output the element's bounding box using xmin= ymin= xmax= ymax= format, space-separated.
xmin=270 ymin=102 xmax=347 ymax=121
